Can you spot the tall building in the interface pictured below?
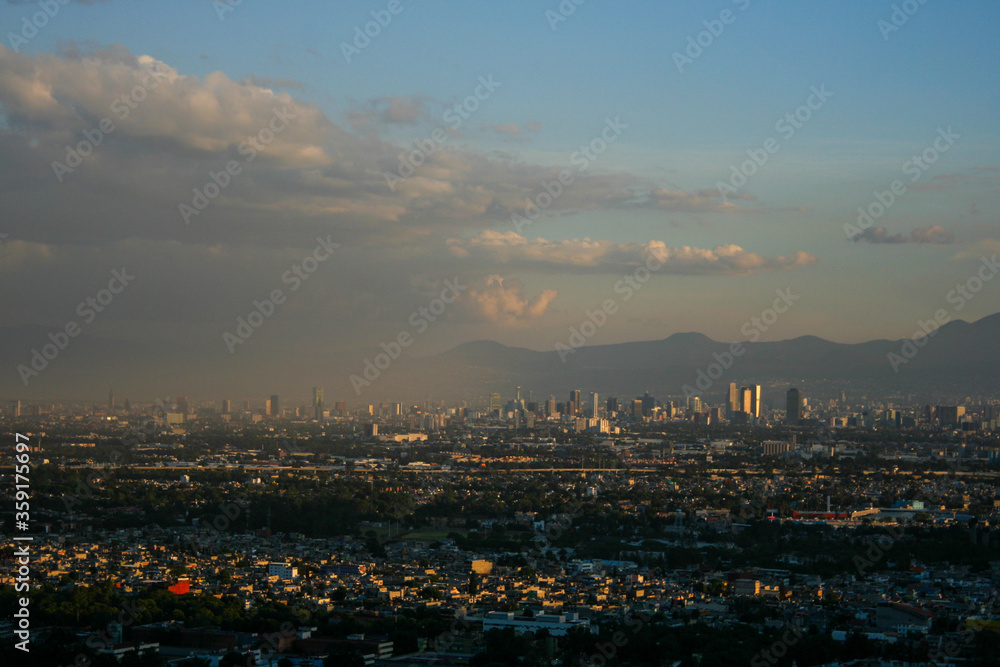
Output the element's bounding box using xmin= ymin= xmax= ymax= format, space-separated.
xmin=739 ymin=385 xmax=761 ymax=418
xmin=739 ymin=387 xmax=753 ymax=416
xmin=632 ymin=399 xmax=644 ymax=419
xmin=108 ymin=389 xmax=115 ymax=413
xmin=606 ymin=396 xmax=618 ymax=414
xmin=591 ymin=392 xmax=599 ymax=418
xmin=11 ymin=400 xmax=20 ymax=418
xmin=546 ymin=397 xmax=556 ymax=416
xmin=489 ymin=392 xmax=502 ymax=415
xmin=313 ymin=387 xmax=324 ymax=420
xmin=221 ymin=399 xmax=232 ymax=414
xmin=727 ymin=382 xmax=739 ymax=417
xmin=176 ymin=396 xmax=189 ymax=416
xmin=569 ymin=390 xmax=581 ymax=411
xmin=786 ymin=387 xmax=802 ymax=425
xmin=640 ymin=391 xmax=655 ymax=416
xmin=689 ymin=396 xmax=703 ymax=414
xmin=269 ymin=394 xmax=280 ymax=417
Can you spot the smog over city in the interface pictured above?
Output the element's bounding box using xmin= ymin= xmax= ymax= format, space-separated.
xmin=1 ymin=2 xmax=999 ymax=666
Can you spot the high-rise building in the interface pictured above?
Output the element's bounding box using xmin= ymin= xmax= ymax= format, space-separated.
xmin=641 ymin=391 xmax=655 ymax=416
xmin=108 ymin=389 xmax=115 ymax=413
xmin=606 ymin=397 xmax=618 ymax=414
xmin=786 ymin=388 xmax=802 ymax=425
xmin=727 ymin=382 xmax=739 ymax=417
xmin=11 ymin=400 xmax=20 ymax=418
xmin=176 ymin=396 xmax=189 ymax=416
xmin=570 ymin=390 xmax=581 ymax=411
xmin=269 ymin=394 xmax=280 ymax=417
xmin=749 ymin=384 xmax=761 ymax=418
xmin=334 ymin=400 xmax=347 ymax=416
xmin=222 ymin=399 xmax=232 ymax=414
xmin=313 ymin=387 xmax=324 ymax=420
xmin=591 ymin=392 xmax=599 ymax=418
xmin=546 ymin=397 xmax=556 ymax=416
xmin=689 ymin=396 xmax=702 ymax=414
xmin=740 ymin=387 xmax=753 ymax=416
xmin=937 ymin=405 xmax=966 ymax=427
xmin=489 ymin=392 xmax=502 ymax=414
xmin=632 ymin=399 xmax=644 ymax=419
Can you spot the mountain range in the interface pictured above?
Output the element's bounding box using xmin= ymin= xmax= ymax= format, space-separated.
xmin=389 ymin=313 xmax=1000 ymax=403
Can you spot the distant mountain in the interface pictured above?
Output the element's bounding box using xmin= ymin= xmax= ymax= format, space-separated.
xmin=390 ymin=313 xmax=1000 ymax=402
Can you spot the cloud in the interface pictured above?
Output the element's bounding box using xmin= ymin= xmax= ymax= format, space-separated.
xmin=446 ymin=231 xmax=817 ymax=275
xmin=239 ymin=74 xmax=307 ymax=91
xmin=0 ymin=45 xmax=754 ymax=252
xmin=493 ymin=122 xmax=521 ymax=135
xmin=853 ymin=225 xmax=955 ymax=245
xmin=346 ymin=95 xmax=430 ymax=131
xmin=457 ymin=275 xmax=558 ymax=326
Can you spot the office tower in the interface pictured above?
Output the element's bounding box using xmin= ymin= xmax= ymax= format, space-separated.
xmin=606 ymin=397 xmax=618 ymax=414
xmin=592 ymin=392 xmax=599 ymax=418
xmin=489 ymin=392 xmax=502 ymax=414
xmin=546 ymin=397 xmax=556 ymax=416
xmin=313 ymin=387 xmax=324 ymax=419
xmin=727 ymin=382 xmax=739 ymax=416
xmin=570 ymin=390 xmax=581 ymax=410
xmin=222 ymin=399 xmax=232 ymax=414
xmin=740 ymin=387 xmax=753 ymax=415
xmin=749 ymin=384 xmax=761 ymax=418
xmin=176 ymin=396 xmax=189 ymax=416
xmin=937 ymin=405 xmax=965 ymax=427
xmin=334 ymin=400 xmax=347 ymax=416
xmin=269 ymin=394 xmax=280 ymax=417
xmin=641 ymin=391 xmax=654 ymax=416
xmin=108 ymin=389 xmax=115 ymax=413
xmin=689 ymin=396 xmax=702 ymax=414
xmin=11 ymin=400 xmax=20 ymax=418
xmin=786 ymin=387 xmax=802 ymax=425
xmin=515 ymin=386 xmax=522 ymax=405
xmin=632 ymin=399 xmax=644 ymax=419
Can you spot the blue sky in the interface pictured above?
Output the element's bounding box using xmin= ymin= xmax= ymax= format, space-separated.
xmin=1 ymin=0 xmax=998 ymax=400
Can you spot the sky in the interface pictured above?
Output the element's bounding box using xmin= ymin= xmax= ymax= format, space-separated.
xmin=1 ymin=0 xmax=998 ymax=404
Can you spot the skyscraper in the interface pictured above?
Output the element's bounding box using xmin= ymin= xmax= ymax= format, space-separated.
xmin=268 ymin=394 xmax=280 ymax=417
xmin=740 ymin=387 xmax=753 ymax=415
xmin=489 ymin=392 xmax=501 ymax=415
xmin=591 ymin=392 xmax=599 ymax=418
xmin=786 ymin=387 xmax=801 ymax=425
xmin=727 ymin=382 xmax=739 ymax=417
xmin=749 ymin=384 xmax=761 ymax=418
xmin=313 ymin=387 xmax=324 ymax=420
xmin=222 ymin=399 xmax=232 ymax=414
xmin=570 ymin=389 xmax=581 ymax=410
